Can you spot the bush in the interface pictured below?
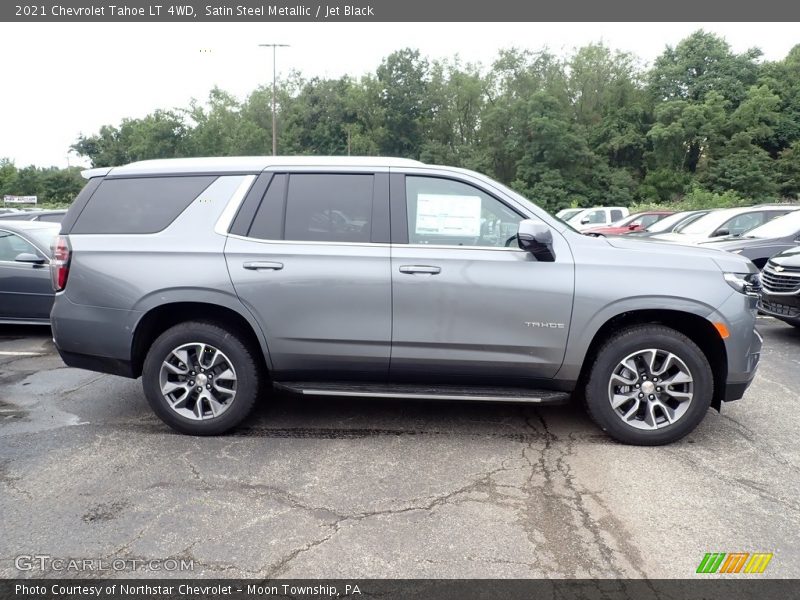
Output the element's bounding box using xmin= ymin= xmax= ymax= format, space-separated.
xmin=630 ymin=186 xmax=752 ymax=212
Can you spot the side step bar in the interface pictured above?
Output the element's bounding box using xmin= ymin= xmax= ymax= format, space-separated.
xmin=273 ymin=382 xmax=571 ymax=404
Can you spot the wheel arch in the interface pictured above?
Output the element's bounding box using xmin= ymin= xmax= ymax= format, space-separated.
xmin=575 ymin=309 xmax=728 ymax=410
xmin=130 ymin=300 xmax=271 ymax=378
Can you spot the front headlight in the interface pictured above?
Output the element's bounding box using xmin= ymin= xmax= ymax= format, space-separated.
xmin=723 ymin=272 xmax=761 ymax=296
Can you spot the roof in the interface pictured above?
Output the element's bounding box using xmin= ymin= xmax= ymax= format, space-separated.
xmin=83 ymin=156 xmax=426 ymax=179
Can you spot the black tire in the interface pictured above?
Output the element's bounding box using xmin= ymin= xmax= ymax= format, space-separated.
xmin=584 ymin=325 xmax=713 ymax=446
xmin=142 ymin=321 xmax=261 ymax=435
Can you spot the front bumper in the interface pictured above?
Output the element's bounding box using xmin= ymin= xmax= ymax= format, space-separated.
xmin=758 ymin=293 xmax=800 ymax=325
xmin=709 ymin=291 xmax=762 ymax=402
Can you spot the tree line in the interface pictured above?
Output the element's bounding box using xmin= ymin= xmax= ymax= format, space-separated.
xmin=3 ymin=31 xmax=800 ymax=210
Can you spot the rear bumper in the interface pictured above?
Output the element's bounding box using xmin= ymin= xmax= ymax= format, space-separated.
xmin=56 ymin=347 xmax=136 ymax=378
xmin=51 ymin=294 xmax=141 ymax=378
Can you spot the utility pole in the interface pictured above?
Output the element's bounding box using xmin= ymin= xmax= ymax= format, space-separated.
xmin=258 ymin=43 xmax=289 ymax=156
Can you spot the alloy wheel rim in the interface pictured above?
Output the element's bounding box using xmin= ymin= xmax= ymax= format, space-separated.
xmin=607 ymin=348 xmax=694 ymax=431
xmin=158 ymin=342 xmax=237 ymax=420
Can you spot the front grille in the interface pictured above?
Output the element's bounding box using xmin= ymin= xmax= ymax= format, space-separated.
xmin=758 ymin=298 xmax=800 ymax=318
xmin=761 ymin=263 xmax=800 ymax=294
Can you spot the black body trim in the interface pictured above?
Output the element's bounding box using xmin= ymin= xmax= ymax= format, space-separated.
xmin=57 ymin=348 xmax=136 ymax=379
xmin=229 ymin=172 xmax=273 ymax=236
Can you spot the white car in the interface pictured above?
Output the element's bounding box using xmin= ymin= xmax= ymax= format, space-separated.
xmin=567 ymin=207 xmax=630 ymax=231
xmin=555 ymin=208 xmax=584 ymax=221
xmin=652 ymin=205 xmax=798 ymax=244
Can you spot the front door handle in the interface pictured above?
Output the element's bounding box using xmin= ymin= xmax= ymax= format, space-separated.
xmin=243 ymin=261 xmax=284 ymax=271
xmin=399 ymin=265 xmax=441 ymax=275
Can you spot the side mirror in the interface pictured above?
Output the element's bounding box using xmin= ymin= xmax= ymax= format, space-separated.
xmin=517 ymin=220 xmax=555 ymax=262
xmin=713 ymin=228 xmax=730 ymax=237
xmin=14 ymin=252 xmax=46 ymax=265
xmin=628 ymin=224 xmax=639 ymax=230
xmin=580 ymin=217 xmax=591 ymax=225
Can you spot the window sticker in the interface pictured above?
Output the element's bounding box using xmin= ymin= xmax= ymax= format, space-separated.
xmin=415 ymin=194 xmax=482 ymax=236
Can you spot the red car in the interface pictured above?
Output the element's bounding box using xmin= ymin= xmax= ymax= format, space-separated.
xmin=583 ymin=211 xmax=674 ymax=236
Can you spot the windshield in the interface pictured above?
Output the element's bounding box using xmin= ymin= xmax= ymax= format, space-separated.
xmin=743 ymin=209 xmax=800 ymax=238
xmin=679 ymin=209 xmax=740 ymax=235
xmin=608 ymin=213 xmax=639 ymax=227
xmin=557 ymin=209 xmax=582 ymax=220
xmin=646 ymin=211 xmax=692 ymax=233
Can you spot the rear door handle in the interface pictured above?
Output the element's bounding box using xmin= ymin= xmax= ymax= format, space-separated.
xmin=243 ymin=261 xmax=284 ymax=271
xmin=399 ymin=265 xmax=441 ymax=275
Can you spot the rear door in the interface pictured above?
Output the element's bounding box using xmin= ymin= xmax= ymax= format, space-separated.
xmin=388 ymin=170 xmax=575 ymax=384
xmin=225 ymin=169 xmax=392 ymax=381
xmin=0 ymin=229 xmax=52 ymax=321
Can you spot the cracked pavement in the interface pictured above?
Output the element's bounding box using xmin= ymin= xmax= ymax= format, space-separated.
xmin=0 ymin=318 xmax=798 ymax=578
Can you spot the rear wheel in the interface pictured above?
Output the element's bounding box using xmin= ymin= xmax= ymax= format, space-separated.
xmin=142 ymin=321 xmax=261 ymax=435
xmin=584 ymin=325 xmax=713 ymax=445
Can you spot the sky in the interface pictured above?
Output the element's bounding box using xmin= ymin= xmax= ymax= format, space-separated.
xmin=0 ymin=22 xmax=797 ymax=168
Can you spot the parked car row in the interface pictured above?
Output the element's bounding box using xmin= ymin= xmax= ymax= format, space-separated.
xmin=554 ymin=203 xmax=800 ymax=325
xmin=570 ymin=204 xmax=800 ymax=262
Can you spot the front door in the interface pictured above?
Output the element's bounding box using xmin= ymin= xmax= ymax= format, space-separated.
xmin=389 ymin=173 xmax=575 ymax=385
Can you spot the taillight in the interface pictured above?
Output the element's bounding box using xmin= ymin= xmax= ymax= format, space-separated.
xmin=51 ymin=235 xmax=71 ymax=291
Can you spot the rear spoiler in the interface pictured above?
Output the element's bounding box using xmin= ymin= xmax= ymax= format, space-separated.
xmin=81 ymin=167 xmax=113 ymax=179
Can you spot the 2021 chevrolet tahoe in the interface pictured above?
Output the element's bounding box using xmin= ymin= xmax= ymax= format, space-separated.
xmin=50 ymin=157 xmax=762 ymax=445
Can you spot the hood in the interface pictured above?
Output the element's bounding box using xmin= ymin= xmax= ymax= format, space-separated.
xmin=699 ymin=237 xmax=777 ymax=251
xmin=602 ymin=235 xmax=756 ymax=273
xmin=771 ymin=246 xmax=800 ymax=265
xmin=651 ymin=232 xmax=711 ymax=244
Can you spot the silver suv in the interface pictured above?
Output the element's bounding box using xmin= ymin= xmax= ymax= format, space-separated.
xmin=51 ymin=157 xmax=762 ymax=445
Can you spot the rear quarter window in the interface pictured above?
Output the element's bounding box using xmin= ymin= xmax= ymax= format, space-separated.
xmin=70 ymin=176 xmax=215 ymax=234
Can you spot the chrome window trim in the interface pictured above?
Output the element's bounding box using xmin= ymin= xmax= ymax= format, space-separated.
xmin=225 ymin=233 xmax=390 ymax=248
xmin=213 ymin=175 xmax=257 ymax=236
xmin=225 ymin=232 xmax=525 ymax=252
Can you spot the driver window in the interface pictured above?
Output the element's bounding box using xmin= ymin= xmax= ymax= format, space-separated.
xmin=405 ymin=176 xmax=523 ymax=247
xmin=0 ymin=230 xmax=38 ymax=262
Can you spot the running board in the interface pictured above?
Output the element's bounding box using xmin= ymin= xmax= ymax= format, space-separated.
xmin=273 ymin=382 xmax=571 ymax=404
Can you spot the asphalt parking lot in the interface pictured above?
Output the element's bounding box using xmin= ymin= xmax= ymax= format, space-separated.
xmin=0 ymin=318 xmax=798 ymax=579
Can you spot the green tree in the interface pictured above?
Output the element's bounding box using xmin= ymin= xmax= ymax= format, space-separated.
xmin=375 ymin=49 xmax=431 ymax=157
xmin=778 ymin=141 xmax=800 ymax=198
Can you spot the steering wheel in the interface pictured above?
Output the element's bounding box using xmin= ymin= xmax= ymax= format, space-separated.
xmin=504 ymin=234 xmax=518 ymax=247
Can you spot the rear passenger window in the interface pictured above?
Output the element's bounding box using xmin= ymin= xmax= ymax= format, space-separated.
xmin=71 ymin=176 xmax=215 ymax=234
xmin=283 ymin=174 xmax=373 ymax=243
xmin=611 ymin=209 xmax=623 ymax=222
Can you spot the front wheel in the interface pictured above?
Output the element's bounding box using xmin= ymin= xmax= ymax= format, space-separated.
xmin=142 ymin=321 xmax=261 ymax=435
xmin=584 ymin=325 xmax=713 ymax=445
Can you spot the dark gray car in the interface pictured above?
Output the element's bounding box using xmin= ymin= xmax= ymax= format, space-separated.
xmin=50 ymin=157 xmax=763 ymax=445
xmin=700 ymin=210 xmax=800 ymax=269
xmin=0 ymin=220 xmax=59 ymax=324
